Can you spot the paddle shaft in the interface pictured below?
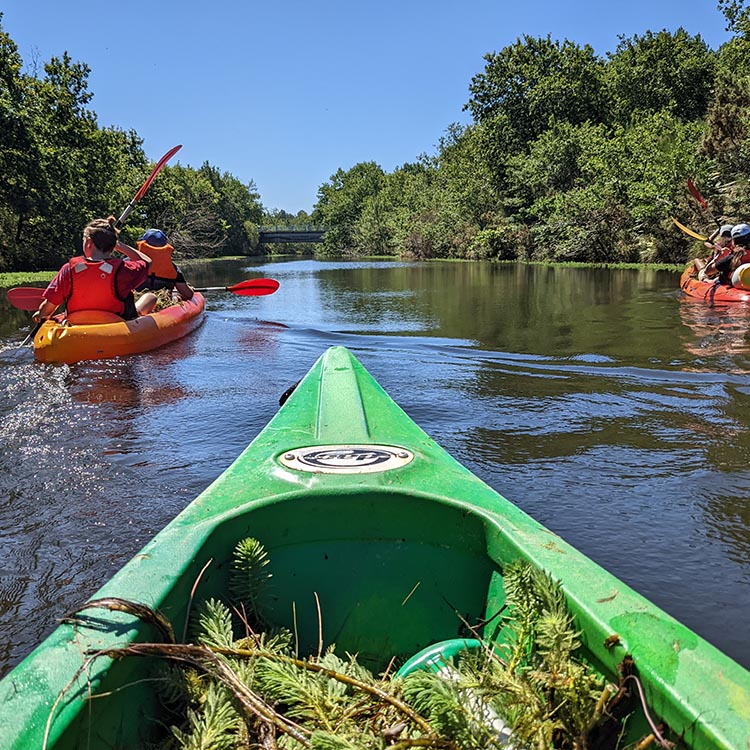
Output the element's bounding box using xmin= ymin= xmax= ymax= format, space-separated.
xmin=8 ymin=278 xmax=280 ymax=312
xmin=116 ymin=145 xmax=182 ymax=228
xmin=20 ymin=320 xmax=44 ymax=347
xmin=196 ymin=286 xmax=247 ymax=292
xmin=687 ymin=178 xmax=721 ymax=228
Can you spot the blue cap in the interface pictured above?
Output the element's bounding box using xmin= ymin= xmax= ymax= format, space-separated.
xmin=139 ymin=229 xmax=168 ymax=247
xmin=731 ymin=223 xmax=750 ymax=239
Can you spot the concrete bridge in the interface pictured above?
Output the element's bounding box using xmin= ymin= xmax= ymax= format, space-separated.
xmin=258 ymin=226 xmax=326 ymax=244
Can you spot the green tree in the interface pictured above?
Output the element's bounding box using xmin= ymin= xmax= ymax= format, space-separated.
xmin=129 ymin=164 xmax=226 ymax=257
xmin=0 ymin=15 xmax=145 ymax=271
xmin=604 ymin=29 xmax=716 ymax=125
xmin=702 ymin=73 xmax=750 ymax=175
xmin=0 ymin=16 xmax=269 ymax=269
xmin=0 ymin=18 xmax=34 ymax=268
xmin=313 ymin=162 xmax=385 ymax=253
xmin=507 ymin=112 xmax=704 ymax=263
xmin=199 ymin=163 xmax=263 ymax=256
xmin=718 ymin=0 xmax=750 ymax=36
xmin=465 ymin=35 xmax=607 ymax=155
xmin=262 ymin=208 xmax=314 ymax=228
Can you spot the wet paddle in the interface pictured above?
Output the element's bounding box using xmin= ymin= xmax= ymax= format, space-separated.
xmin=193 ymin=278 xmax=280 ymax=296
xmin=671 ymin=217 xmax=707 ymax=242
xmin=116 ymin=145 xmax=182 ymax=229
xmin=687 ymin=178 xmax=721 ymax=228
xmin=6 ymin=287 xmax=46 ymax=311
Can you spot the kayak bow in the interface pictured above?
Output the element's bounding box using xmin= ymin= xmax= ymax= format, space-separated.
xmin=0 ymin=346 xmax=746 ymax=749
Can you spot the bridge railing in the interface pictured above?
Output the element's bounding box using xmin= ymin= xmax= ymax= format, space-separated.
xmin=258 ymin=225 xmax=327 ymax=233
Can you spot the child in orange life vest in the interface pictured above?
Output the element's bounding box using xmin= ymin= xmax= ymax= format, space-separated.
xmin=33 ymin=217 xmax=157 ymax=324
xmin=135 ymin=229 xmax=194 ymax=300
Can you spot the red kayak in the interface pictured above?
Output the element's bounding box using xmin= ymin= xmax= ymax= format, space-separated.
xmin=679 ymin=268 xmax=750 ymax=303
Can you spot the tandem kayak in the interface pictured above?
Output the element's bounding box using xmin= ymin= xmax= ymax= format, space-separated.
xmin=32 ymin=292 xmax=206 ymax=363
xmin=0 ymin=346 xmax=747 ymax=749
xmin=679 ymin=268 xmax=750 ymax=303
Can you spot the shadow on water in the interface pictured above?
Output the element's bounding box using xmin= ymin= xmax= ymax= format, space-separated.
xmin=0 ymin=260 xmax=749 ymax=674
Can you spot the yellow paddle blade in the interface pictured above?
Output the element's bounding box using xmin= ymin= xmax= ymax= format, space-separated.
xmin=671 ymin=217 xmax=707 ymax=242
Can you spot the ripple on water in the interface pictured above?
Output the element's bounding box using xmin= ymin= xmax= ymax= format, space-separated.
xmin=1 ymin=262 xmax=749 ymax=675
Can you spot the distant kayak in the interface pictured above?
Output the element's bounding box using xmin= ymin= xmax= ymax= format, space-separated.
xmin=679 ymin=268 xmax=750 ymax=303
xmin=33 ymin=292 xmax=206 ymax=363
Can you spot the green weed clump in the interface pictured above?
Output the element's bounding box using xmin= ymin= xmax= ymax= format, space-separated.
xmin=102 ymin=540 xmax=651 ymax=750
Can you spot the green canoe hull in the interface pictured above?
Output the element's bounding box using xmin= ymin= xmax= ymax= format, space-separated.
xmin=1 ymin=346 xmax=747 ymax=749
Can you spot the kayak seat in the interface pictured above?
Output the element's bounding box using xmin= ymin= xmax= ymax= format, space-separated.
xmin=66 ymin=310 xmax=124 ymax=325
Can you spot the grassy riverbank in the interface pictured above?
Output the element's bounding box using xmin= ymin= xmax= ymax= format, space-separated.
xmin=0 ymin=271 xmax=56 ymax=288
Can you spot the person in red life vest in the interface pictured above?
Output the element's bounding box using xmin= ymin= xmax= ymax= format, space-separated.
xmin=32 ymin=217 xmax=157 ymax=324
xmin=135 ymin=229 xmax=194 ymax=300
xmin=706 ymin=223 xmax=750 ymax=285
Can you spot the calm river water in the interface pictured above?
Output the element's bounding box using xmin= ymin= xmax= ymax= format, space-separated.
xmin=0 ymin=259 xmax=748 ymax=676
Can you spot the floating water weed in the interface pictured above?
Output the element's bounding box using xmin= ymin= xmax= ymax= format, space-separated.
xmin=82 ymin=540 xmax=664 ymax=750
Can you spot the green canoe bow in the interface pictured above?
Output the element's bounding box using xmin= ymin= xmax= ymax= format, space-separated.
xmin=0 ymin=346 xmax=747 ymax=749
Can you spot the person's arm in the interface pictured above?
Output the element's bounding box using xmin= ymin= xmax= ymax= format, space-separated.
xmin=32 ymin=265 xmax=69 ymax=322
xmin=172 ymin=266 xmax=193 ymax=300
xmin=174 ymin=280 xmax=194 ymax=300
xmin=114 ymin=240 xmax=152 ymax=268
xmin=32 ymin=299 xmax=59 ymax=323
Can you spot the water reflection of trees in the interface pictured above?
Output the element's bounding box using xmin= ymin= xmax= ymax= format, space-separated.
xmin=0 ymin=300 xmax=37 ymax=341
xmin=703 ymin=487 xmax=750 ymax=565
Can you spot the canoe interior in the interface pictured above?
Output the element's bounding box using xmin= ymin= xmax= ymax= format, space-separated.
xmin=194 ymin=491 xmax=498 ymax=664
xmin=28 ymin=492 xmax=641 ymax=749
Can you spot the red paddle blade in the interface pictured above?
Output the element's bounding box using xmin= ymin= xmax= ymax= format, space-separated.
xmin=7 ymin=287 xmax=45 ymax=311
xmin=687 ymin=178 xmax=708 ymax=209
xmin=134 ymin=145 xmax=182 ymax=201
xmin=227 ymin=278 xmax=280 ymax=296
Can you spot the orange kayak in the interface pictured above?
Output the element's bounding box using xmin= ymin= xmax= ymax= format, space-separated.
xmin=679 ymin=268 xmax=750 ymax=303
xmin=33 ymin=293 xmax=206 ymax=364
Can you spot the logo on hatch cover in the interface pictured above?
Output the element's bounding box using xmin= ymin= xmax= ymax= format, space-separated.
xmin=279 ymin=445 xmax=414 ymax=474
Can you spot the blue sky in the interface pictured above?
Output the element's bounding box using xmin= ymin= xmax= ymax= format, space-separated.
xmin=2 ymin=1 xmax=734 ymax=214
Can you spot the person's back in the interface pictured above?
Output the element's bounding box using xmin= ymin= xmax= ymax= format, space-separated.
xmin=33 ymin=217 xmax=155 ymax=324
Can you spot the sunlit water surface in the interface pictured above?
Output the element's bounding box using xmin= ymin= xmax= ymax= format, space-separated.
xmin=1 ymin=259 xmax=748 ymax=674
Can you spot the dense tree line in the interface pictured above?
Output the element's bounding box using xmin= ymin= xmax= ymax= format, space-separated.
xmin=312 ymin=2 xmax=750 ymax=264
xmin=5 ymin=4 xmax=750 ymax=269
xmin=0 ymin=14 xmax=264 ymax=271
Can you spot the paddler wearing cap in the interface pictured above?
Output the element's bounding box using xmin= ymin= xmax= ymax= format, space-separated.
xmin=136 ymin=229 xmax=194 ymax=300
xmin=699 ymin=223 xmax=750 ymax=284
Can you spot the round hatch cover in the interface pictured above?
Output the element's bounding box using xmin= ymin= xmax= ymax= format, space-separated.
xmin=279 ymin=444 xmax=414 ymax=474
